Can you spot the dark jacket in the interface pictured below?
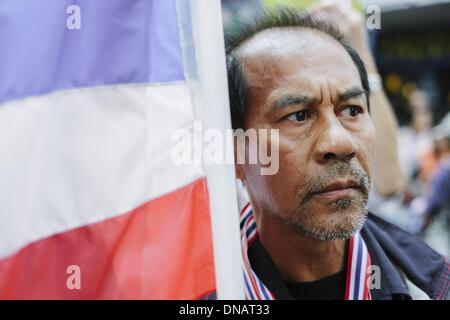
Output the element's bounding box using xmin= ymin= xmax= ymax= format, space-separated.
xmin=362 ymin=213 xmax=450 ymax=299
xmin=246 ymin=213 xmax=450 ymax=300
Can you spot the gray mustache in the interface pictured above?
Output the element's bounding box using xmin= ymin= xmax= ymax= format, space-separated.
xmin=301 ymin=162 xmax=370 ymax=204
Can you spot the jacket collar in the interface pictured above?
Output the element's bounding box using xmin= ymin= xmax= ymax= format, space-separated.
xmin=247 ymin=212 xmax=449 ymax=299
xmin=363 ymin=213 xmax=450 ymax=300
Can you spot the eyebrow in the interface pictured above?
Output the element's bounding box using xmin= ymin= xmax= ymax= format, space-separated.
xmin=271 ymin=87 xmax=366 ymax=110
xmin=337 ymin=87 xmax=366 ymax=103
xmin=272 ymin=94 xmax=318 ymax=109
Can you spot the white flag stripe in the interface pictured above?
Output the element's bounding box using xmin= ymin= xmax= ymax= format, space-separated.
xmin=0 ymin=83 xmax=204 ymax=258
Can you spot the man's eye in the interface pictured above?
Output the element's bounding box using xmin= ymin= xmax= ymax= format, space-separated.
xmin=342 ymin=105 xmax=362 ymax=117
xmin=285 ymin=110 xmax=310 ymax=122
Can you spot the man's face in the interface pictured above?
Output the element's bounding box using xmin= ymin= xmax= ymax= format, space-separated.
xmin=236 ymin=28 xmax=376 ymax=240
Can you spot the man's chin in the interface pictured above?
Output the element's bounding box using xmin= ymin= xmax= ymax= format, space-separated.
xmin=306 ymin=193 xmax=369 ymax=214
xmin=309 ymin=192 xmax=363 ymax=208
xmin=283 ymin=203 xmax=369 ymax=241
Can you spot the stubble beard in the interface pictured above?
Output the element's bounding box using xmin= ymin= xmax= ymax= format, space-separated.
xmin=279 ymin=162 xmax=370 ymax=241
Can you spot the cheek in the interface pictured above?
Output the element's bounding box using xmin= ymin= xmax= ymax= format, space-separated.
xmin=356 ymin=121 xmax=376 ymax=180
xmin=242 ymin=164 xmax=286 ymax=213
xmin=242 ymin=135 xmax=310 ymax=212
xmin=270 ymin=136 xmax=311 ymax=200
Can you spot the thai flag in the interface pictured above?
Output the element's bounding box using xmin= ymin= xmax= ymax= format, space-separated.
xmin=0 ymin=0 xmax=244 ymax=299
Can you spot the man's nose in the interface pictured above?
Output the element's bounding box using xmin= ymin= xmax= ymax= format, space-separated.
xmin=313 ymin=115 xmax=358 ymax=164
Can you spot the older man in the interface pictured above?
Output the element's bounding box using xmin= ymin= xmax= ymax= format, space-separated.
xmin=226 ymin=10 xmax=450 ymax=300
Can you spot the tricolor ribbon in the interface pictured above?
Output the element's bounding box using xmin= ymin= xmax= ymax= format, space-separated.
xmin=240 ymin=203 xmax=372 ymax=300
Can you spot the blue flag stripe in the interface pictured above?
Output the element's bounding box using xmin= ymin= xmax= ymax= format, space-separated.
xmin=0 ymin=0 xmax=184 ymax=105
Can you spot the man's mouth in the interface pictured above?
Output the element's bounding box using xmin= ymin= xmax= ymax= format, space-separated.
xmin=310 ymin=179 xmax=362 ymax=201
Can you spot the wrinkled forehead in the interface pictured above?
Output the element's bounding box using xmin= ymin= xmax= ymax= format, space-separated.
xmin=235 ymin=27 xmax=360 ymax=90
xmin=236 ymin=27 xmax=337 ymax=57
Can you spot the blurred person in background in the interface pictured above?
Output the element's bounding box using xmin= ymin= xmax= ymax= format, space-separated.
xmin=398 ymin=89 xmax=436 ymax=188
xmin=417 ymin=114 xmax=450 ymax=231
xmin=394 ymin=89 xmax=437 ymax=232
xmin=428 ymin=121 xmax=450 ymax=215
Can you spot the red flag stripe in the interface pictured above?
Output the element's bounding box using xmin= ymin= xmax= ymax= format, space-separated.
xmin=0 ymin=178 xmax=215 ymax=299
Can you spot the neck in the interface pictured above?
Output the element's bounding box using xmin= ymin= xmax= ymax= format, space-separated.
xmin=256 ymin=211 xmax=347 ymax=283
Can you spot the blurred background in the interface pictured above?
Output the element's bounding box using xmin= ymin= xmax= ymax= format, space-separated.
xmin=222 ymin=0 xmax=450 ymax=256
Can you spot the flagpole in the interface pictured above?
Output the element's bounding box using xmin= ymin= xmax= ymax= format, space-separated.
xmin=186 ymin=0 xmax=245 ymax=299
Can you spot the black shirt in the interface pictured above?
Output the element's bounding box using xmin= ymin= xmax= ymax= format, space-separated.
xmin=248 ymin=236 xmax=347 ymax=300
xmin=284 ymin=270 xmax=346 ymax=300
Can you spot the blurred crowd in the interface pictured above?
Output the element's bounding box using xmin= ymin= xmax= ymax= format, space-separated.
xmin=222 ymin=0 xmax=450 ymax=256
